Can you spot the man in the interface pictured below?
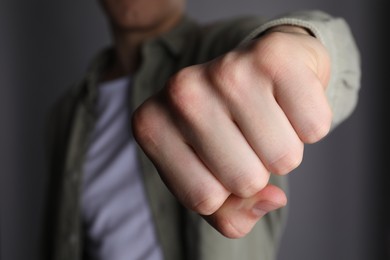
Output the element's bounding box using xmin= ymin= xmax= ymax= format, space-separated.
xmin=43 ymin=0 xmax=361 ymax=259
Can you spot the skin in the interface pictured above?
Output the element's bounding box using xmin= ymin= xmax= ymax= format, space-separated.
xmin=100 ymin=0 xmax=332 ymax=238
xmin=98 ymin=0 xmax=185 ymax=77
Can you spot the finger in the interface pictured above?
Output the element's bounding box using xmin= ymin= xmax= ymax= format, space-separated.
xmin=183 ymin=108 xmax=270 ymax=198
xmin=274 ymin=67 xmax=332 ymax=143
xmin=203 ymin=184 xmax=287 ymax=238
xmin=229 ymin=82 xmax=304 ymax=175
xmin=166 ymin=72 xmax=270 ymax=198
xmin=132 ymin=98 xmax=230 ymax=215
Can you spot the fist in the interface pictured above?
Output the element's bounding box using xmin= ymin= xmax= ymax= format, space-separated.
xmin=132 ymin=26 xmax=332 ymax=238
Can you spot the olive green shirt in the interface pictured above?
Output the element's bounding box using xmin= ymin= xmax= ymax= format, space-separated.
xmin=43 ymin=10 xmax=361 ymax=260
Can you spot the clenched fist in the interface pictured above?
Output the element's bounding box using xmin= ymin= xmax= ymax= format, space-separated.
xmin=132 ymin=25 xmax=332 ymax=238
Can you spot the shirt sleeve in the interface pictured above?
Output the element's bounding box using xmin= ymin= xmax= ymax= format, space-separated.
xmin=239 ymin=10 xmax=362 ymax=130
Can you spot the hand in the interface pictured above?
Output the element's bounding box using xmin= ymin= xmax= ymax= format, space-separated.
xmin=132 ymin=25 xmax=332 ymax=238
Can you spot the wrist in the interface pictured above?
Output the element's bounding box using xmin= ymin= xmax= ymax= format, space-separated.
xmin=264 ymin=25 xmax=314 ymax=37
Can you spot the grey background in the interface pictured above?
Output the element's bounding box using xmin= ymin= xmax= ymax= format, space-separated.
xmin=1 ymin=0 xmax=387 ymax=260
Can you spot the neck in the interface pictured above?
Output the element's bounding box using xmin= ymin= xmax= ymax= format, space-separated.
xmin=107 ymin=32 xmax=144 ymax=79
xmin=103 ymin=14 xmax=183 ymax=81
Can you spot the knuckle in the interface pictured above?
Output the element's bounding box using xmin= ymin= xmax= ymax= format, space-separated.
xmin=230 ymin=171 xmax=268 ymax=198
xmin=185 ymin=184 xmax=226 ymax=215
xmin=268 ymin=143 xmax=304 ymax=175
xmin=301 ymin=108 xmax=332 ymax=143
xmin=132 ymin=101 xmax=161 ymax=149
xmin=191 ymin=196 xmax=222 ymax=216
xmin=212 ymin=54 xmax=241 ymax=85
xmin=208 ymin=53 xmax=247 ymax=101
xmin=166 ymin=67 xmax=203 ymax=117
xmin=256 ymin=32 xmax=290 ymax=57
xmin=252 ymin=34 xmax=291 ymax=79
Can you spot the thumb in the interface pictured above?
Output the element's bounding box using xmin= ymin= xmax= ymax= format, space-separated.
xmin=203 ymin=184 xmax=287 ymax=238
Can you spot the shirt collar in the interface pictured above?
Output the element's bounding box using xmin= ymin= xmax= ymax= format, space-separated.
xmin=81 ymin=15 xmax=198 ymax=110
xmin=156 ymin=15 xmax=198 ymax=57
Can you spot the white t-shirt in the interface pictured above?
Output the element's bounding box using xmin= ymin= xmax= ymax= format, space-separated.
xmin=81 ymin=76 xmax=163 ymax=260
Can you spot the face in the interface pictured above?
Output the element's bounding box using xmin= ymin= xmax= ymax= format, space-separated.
xmin=99 ymin=0 xmax=185 ymax=32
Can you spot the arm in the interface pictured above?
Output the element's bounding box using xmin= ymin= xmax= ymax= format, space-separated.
xmin=132 ymin=10 xmax=361 ymax=238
